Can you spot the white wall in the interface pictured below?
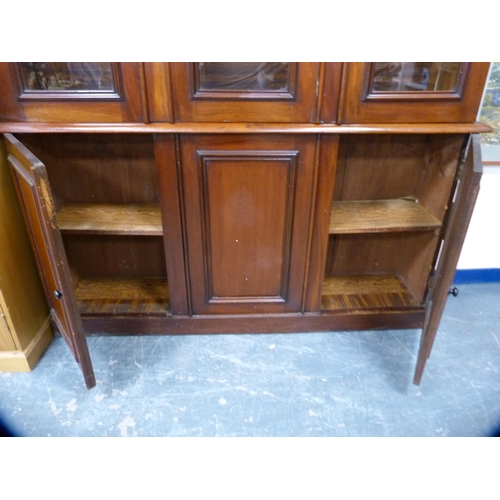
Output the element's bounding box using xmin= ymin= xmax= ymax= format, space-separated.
xmin=457 ymin=165 xmax=500 ymax=269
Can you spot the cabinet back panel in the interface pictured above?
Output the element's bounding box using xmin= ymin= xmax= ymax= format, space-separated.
xmin=335 ymin=134 xmax=462 ymax=222
xmin=416 ymin=135 xmax=465 ymax=221
xmin=325 ymin=232 xmax=440 ymax=304
xmin=17 ymin=134 xmax=159 ymax=205
xmin=63 ymin=235 xmax=167 ymax=279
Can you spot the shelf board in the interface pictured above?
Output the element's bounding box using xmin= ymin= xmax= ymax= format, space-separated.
xmin=321 ymin=275 xmax=421 ymax=311
xmin=329 ymin=199 xmax=441 ymax=234
xmin=75 ymin=278 xmax=169 ymax=315
xmin=57 ymin=204 xmax=163 ymax=235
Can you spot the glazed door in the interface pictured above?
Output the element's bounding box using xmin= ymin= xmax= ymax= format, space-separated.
xmin=340 ymin=62 xmax=490 ymax=124
xmin=166 ymin=63 xmax=322 ymax=123
xmin=3 ymin=134 xmax=95 ymax=389
xmin=0 ymin=63 xmax=144 ymax=123
xmin=180 ymin=134 xmax=317 ymax=315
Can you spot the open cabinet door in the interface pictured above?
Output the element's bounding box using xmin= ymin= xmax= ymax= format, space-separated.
xmin=414 ymin=135 xmax=482 ymax=385
xmin=3 ymin=134 xmax=95 ymax=389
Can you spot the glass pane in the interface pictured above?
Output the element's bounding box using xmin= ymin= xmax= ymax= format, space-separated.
xmin=198 ymin=62 xmax=290 ymax=91
xmin=370 ymin=62 xmax=460 ymax=92
xmin=18 ymin=62 xmax=116 ymax=92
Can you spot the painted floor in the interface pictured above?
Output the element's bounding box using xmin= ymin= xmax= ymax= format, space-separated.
xmin=1 ymin=283 xmax=499 ymax=437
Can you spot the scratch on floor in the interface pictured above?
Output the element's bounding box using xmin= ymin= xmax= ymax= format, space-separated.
xmin=490 ymin=330 xmax=500 ymax=348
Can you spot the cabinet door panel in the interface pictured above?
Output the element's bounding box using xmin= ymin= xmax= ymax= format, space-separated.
xmin=168 ymin=63 xmax=321 ymax=123
xmin=3 ymin=134 xmax=95 ymax=389
xmin=0 ymin=63 xmax=144 ymax=123
xmin=341 ymin=62 xmax=490 ymax=124
xmin=180 ymin=135 xmax=316 ymax=314
xmin=414 ymin=135 xmax=482 ymax=384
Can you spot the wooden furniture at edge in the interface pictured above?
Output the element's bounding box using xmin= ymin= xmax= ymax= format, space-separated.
xmin=0 ymin=138 xmax=52 ymax=372
xmin=0 ymin=62 xmax=490 ymax=389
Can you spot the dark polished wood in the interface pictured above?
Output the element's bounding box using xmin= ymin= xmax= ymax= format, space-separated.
xmin=319 ymin=63 xmax=344 ymax=123
xmin=414 ymin=135 xmax=483 ymax=384
xmin=180 ymin=134 xmax=316 ymax=314
xmin=0 ymin=63 xmax=145 ymax=123
xmin=16 ymin=133 xmax=159 ymax=206
xmin=154 ymin=134 xmax=190 ymax=316
xmin=169 ymin=63 xmax=321 ymax=123
xmin=144 ymin=63 xmax=173 ymax=123
xmin=341 ymin=62 xmax=490 ymax=124
xmin=63 ymin=234 xmax=167 ymax=279
xmin=0 ymin=62 xmax=489 ymax=389
xmin=0 ymin=122 xmax=492 ymax=134
xmin=303 ymin=135 xmax=339 ymax=312
xmin=3 ymin=134 xmax=95 ymax=389
xmin=81 ymin=309 xmax=426 ymax=336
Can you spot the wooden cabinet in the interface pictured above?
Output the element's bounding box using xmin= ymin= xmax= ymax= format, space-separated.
xmin=341 ymin=62 xmax=490 ymax=124
xmin=167 ymin=62 xmax=324 ymax=123
xmin=0 ymin=139 xmax=53 ymax=372
xmin=178 ymin=134 xmax=317 ymax=314
xmin=0 ymin=63 xmax=145 ymax=123
xmin=0 ymin=62 xmax=490 ymax=389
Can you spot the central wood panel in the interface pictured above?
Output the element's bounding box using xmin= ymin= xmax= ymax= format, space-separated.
xmin=181 ymin=135 xmax=316 ymax=315
xmin=205 ymin=154 xmax=294 ymax=300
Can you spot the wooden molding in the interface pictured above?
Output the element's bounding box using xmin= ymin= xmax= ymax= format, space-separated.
xmin=0 ymin=315 xmax=52 ymax=372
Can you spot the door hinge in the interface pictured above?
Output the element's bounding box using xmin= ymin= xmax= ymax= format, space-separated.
xmin=424 ymin=274 xmax=435 ymax=304
xmin=456 ymin=136 xmax=471 ymax=182
xmin=456 ymin=158 xmax=465 ymax=182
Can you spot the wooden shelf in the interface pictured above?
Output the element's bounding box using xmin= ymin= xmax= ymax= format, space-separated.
xmin=329 ymin=199 xmax=441 ymax=234
xmin=321 ymin=275 xmax=421 ymax=311
xmin=75 ymin=278 xmax=169 ymax=315
xmin=57 ymin=204 xmax=163 ymax=235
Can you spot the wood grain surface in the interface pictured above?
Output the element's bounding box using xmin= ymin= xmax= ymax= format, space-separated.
xmin=76 ymin=278 xmax=169 ymax=315
xmin=321 ymin=275 xmax=420 ymax=311
xmin=329 ymin=199 xmax=441 ymax=233
xmin=57 ymin=203 xmax=162 ymax=235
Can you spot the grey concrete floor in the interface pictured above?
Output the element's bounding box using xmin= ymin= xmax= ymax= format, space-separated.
xmin=1 ymin=282 xmax=499 ymax=437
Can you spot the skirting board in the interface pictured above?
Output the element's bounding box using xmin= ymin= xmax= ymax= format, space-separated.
xmin=0 ymin=316 xmax=53 ymax=372
xmin=453 ymin=268 xmax=500 ymax=284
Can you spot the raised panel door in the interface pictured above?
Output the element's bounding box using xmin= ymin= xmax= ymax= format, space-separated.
xmin=3 ymin=133 xmax=95 ymax=389
xmin=180 ymin=134 xmax=317 ymax=314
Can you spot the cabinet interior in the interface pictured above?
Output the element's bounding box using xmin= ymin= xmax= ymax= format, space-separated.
xmin=321 ymin=133 xmax=464 ymax=312
xmin=17 ymin=131 xmax=467 ymax=318
xmin=18 ymin=133 xmax=169 ymax=316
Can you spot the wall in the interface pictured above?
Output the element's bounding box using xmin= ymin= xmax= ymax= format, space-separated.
xmin=457 ymin=62 xmax=500 ymax=274
xmin=457 ymin=165 xmax=500 ymax=269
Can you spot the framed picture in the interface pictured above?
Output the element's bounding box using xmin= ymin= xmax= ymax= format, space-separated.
xmin=478 ymin=62 xmax=500 ymax=164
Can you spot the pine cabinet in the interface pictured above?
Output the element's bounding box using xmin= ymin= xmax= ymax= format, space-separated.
xmin=0 ymin=62 xmax=490 ymax=389
xmin=0 ymin=139 xmax=53 ymax=372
